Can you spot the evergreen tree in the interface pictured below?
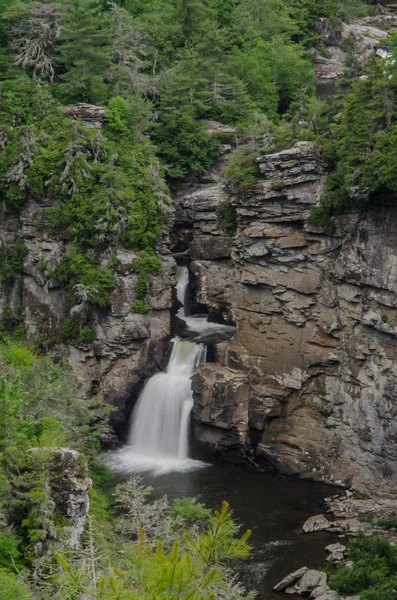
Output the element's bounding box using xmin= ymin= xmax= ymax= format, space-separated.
xmin=57 ymin=0 xmax=112 ymax=103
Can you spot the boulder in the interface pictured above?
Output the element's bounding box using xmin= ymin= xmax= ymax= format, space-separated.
xmin=316 ymin=593 xmax=340 ymax=600
xmin=273 ymin=566 xmax=308 ymax=592
xmin=311 ymin=587 xmax=331 ymax=599
xmin=295 ymin=569 xmax=327 ymax=595
xmin=303 ymin=515 xmax=331 ymax=533
xmin=325 ymin=543 xmax=346 ymax=554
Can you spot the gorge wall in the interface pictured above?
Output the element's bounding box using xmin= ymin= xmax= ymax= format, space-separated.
xmin=0 ymin=203 xmax=174 ymax=439
xmin=2 ymin=117 xmax=397 ymax=493
xmin=180 ymin=141 xmax=397 ymax=494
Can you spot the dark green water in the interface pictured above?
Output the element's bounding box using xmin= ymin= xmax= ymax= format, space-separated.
xmin=116 ymin=462 xmax=337 ymax=600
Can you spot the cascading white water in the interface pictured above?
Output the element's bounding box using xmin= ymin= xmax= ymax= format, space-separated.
xmin=176 ymin=265 xmax=189 ymax=318
xmin=110 ymin=266 xmax=207 ymax=473
xmin=128 ymin=340 xmax=206 ymax=460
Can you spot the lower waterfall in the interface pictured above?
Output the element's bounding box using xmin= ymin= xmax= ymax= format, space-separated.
xmin=111 ymin=266 xmax=207 ymax=473
xmin=128 ymin=340 xmax=206 ymax=459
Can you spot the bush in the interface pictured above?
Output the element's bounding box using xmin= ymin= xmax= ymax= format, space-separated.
xmin=0 ymin=238 xmax=28 ymax=292
xmin=224 ymin=147 xmax=260 ymax=191
xmin=54 ymin=253 xmax=115 ymax=308
xmin=330 ymin=534 xmax=397 ymax=599
xmin=218 ymin=201 xmax=237 ymax=232
xmin=63 ymin=318 xmax=79 ymax=339
xmin=0 ymin=570 xmax=30 ymax=600
xmin=132 ymin=300 xmax=149 ymax=314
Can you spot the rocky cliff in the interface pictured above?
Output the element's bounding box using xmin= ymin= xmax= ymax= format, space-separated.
xmin=191 ymin=141 xmax=397 ymax=494
xmin=0 ymin=201 xmax=174 ymax=439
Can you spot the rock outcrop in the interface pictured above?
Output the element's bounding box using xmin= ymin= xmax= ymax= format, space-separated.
xmin=29 ymin=448 xmax=92 ymax=548
xmin=192 ymin=141 xmax=397 ymax=493
xmin=313 ymin=16 xmax=393 ymax=81
xmin=0 ymin=200 xmax=174 ymax=438
xmin=171 ymin=123 xmax=237 ymax=322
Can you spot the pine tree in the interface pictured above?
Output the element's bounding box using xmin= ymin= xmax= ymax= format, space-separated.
xmin=57 ymin=0 xmax=112 ymax=103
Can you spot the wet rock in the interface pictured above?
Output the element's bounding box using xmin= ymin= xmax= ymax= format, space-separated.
xmin=315 ymin=592 xmax=340 ymax=600
xmin=303 ymin=515 xmax=331 ymax=533
xmin=325 ymin=542 xmax=346 ymax=563
xmin=273 ymin=567 xmax=308 ymax=592
xmin=311 ymin=587 xmax=332 ymax=599
xmin=295 ymin=570 xmax=327 ymax=595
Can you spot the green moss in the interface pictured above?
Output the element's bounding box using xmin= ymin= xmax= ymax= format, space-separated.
xmin=271 ymin=180 xmax=285 ymax=191
xmin=132 ymin=300 xmax=149 ymax=314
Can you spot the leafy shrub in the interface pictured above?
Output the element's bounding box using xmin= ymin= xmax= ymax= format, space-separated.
xmin=63 ymin=318 xmax=79 ymax=339
xmin=54 ymin=253 xmax=115 ymax=308
xmin=0 ymin=570 xmax=30 ymax=600
xmin=224 ymin=147 xmax=260 ymax=191
xmin=135 ymin=273 xmax=148 ymax=299
xmin=218 ymin=201 xmax=237 ymax=232
xmin=1 ymin=342 xmax=35 ymax=368
xmin=132 ymin=300 xmax=149 ymax=314
xmin=330 ymin=534 xmax=397 ymax=600
xmin=80 ymin=326 xmax=95 ymax=343
xmin=167 ymin=497 xmax=211 ymax=523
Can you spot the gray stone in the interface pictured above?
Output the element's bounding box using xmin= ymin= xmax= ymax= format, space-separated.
xmin=303 ymin=515 xmax=331 ymax=533
xmin=315 ymin=592 xmax=340 ymax=600
xmin=273 ymin=566 xmax=308 ymax=592
xmin=295 ymin=570 xmax=327 ymax=595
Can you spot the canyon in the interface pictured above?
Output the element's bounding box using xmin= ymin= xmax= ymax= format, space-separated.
xmin=3 ymin=131 xmax=397 ymax=494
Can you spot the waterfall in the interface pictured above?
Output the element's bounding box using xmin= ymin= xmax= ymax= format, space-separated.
xmin=127 ymin=340 xmax=206 ymax=460
xmin=176 ymin=265 xmax=189 ymax=318
xmin=111 ymin=267 xmax=206 ymax=473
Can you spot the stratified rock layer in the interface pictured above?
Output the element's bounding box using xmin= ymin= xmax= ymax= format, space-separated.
xmin=192 ymin=141 xmax=397 ymax=493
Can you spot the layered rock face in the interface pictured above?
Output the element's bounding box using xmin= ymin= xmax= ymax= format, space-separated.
xmin=171 ymin=124 xmax=236 ymax=322
xmin=0 ymin=200 xmax=174 ymax=437
xmin=192 ymin=141 xmax=397 ymax=493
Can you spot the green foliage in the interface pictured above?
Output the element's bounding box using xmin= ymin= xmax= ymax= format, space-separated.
xmin=0 ymin=338 xmax=110 ymax=457
xmin=56 ymin=0 xmax=112 ymax=104
xmin=0 ymin=532 xmax=23 ymax=572
xmin=168 ymin=497 xmax=211 ymax=523
xmin=54 ymin=253 xmax=115 ymax=308
xmin=132 ymin=300 xmax=149 ymax=313
xmin=0 ymin=570 xmax=30 ymax=600
xmin=218 ymin=201 xmax=237 ymax=232
xmin=376 ymin=512 xmax=397 ymax=532
xmin=313 ymin=57 xmax=397 ymax=224
xmin=330 ymin=534 xmax=397 ymax=600
xmin=224 ymin=147 xmax=260 ymax=191
xmin=0 ymin=238 xmax=28 ymax=291
xmin=154 ymin=104 xmax=220 ymax=179
xmin=62 ymin=318 xmax=79 ymax=340
xmin=56 ymin=497 xmax=253 ymax=600
xmin=133 ymin=250 xmax=162 ymax=302
xmin=63 ymin=319 xmax=95 ymax=343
